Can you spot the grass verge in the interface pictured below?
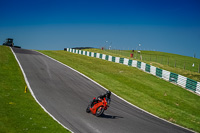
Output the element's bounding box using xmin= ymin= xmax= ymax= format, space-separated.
xmin=0 ymin=46 xmax=70 ymax=133
xmin=84 ymin=49 xmax=200 ymax=82
xmin=39 ymin=50 xmax=200 ymax=132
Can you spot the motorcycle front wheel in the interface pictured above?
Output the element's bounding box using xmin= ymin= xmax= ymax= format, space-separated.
xmin=95 ymin=106 xmax=104 ymax=117
xmin=86 ymin=106 xmax=91 ymax=113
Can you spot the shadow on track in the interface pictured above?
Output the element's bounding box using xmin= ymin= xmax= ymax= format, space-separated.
xmin=100 ymin=114 xmax=123 ymax=119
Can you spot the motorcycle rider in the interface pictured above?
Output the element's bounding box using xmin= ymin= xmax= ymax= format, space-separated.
xmin=90 ymin=90 xmax=111 ymax=108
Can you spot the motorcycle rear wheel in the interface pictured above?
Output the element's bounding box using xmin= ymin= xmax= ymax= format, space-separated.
xmin=96 ymin=106 xmax=104 ymax=117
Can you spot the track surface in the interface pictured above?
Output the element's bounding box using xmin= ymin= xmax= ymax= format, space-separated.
xmin=12 ymin=48 xmax=192 ymax=133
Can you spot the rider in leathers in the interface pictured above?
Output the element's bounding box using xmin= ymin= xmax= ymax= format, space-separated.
xmin=90 ymin=91 xmax=111 ymax=108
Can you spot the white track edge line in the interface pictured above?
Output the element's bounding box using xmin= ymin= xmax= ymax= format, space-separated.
xmin=37 ymin=50 xmax=195 ymax=133
xmin=10 ymin=47 xmax=74 ymax=133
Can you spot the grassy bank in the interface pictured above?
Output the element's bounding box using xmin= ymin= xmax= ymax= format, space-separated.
xmin=39 ymin=50 xmax=200 ymax=132
xmin=0 ymin=46 xmax=69 ymax=133
xmin=84 ymin=49 xmax=200 ymax=82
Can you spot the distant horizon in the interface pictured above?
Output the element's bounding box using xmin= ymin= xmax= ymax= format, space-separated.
xmin=3 ymin=44 xmax=199 ymax=60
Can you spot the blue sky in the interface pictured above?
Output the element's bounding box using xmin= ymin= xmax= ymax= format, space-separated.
xmin=0 ymin=0 xmax=200 ymax=58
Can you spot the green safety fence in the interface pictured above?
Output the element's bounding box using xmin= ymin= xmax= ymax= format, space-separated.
xmin=128 ymin=60 xmax=133 ymax=66
xmin=120 ymin=58 xmax=124 ymax=64
xmin=145 ymin=64 xmax=151 ymax=73
xmin=137 ymin=61 xmax=141 ymax=69
xmin=66 ymin=48 xmax=200 ymax=95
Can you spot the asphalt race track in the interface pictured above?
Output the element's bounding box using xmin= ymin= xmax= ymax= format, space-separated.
xmin=12 ymin=48 xmax=193 ymax=133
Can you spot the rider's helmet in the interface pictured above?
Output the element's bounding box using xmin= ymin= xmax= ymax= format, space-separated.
xmin=106 ymin=91 xmax=111 ymax=98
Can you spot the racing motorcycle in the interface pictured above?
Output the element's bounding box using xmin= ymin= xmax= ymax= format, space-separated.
xmin=86 ymin=97 xmax=110 ymax=117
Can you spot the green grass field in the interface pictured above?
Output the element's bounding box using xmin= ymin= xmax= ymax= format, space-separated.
xmin=39 ymin=50 xmax=200 ymax=132
xmin=84 ymin=49 xmax=200 ymax=82
xmin=0 ymin=46 xmax=70 ymax=133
